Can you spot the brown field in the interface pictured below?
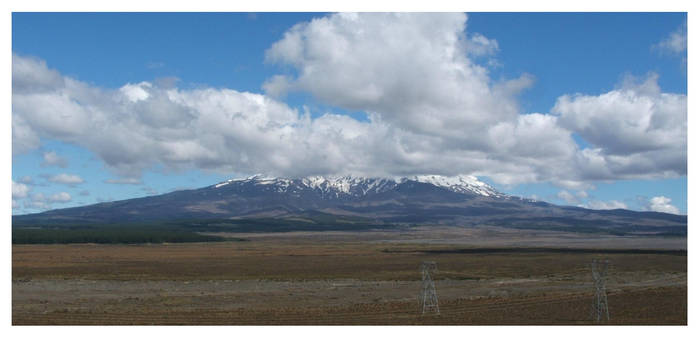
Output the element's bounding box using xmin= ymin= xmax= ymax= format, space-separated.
xmin=12 ymin=228 xmax=687 ymax=325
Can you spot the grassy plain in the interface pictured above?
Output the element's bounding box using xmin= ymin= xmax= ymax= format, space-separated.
xmin=12 ymin=227 xmax=686 ymax=325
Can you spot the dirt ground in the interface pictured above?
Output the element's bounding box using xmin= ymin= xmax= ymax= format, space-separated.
xmin=12 ymin=228 xmax=687 ymax=325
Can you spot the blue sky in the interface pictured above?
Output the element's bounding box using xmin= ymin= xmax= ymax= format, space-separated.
xmin=11 ymin=12 xmax=687 ymax=215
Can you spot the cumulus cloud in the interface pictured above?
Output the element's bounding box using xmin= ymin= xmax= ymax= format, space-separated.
xmin=24 ymin=200 xmax=50 ymax=210
xmin=264 ymin=13 xmax=529 ymax=141
xmin=654 ymin=23 xmax=687 ymax=55
xmin=466 ymin=33 xmax=500 ymax=57
xmin=13 ymin=113 xmax=40 ymax=155
xmin=48 ymin=192 xmax=72 ymax=203
xmin=12 ymin=180 xmax=30 ymax=199
xmin=120 ymin=82 xmax=152 ymax=102
xmin=12 ymin=54 xmax=65 ymax=94
xmin=24 ymin=191 xmax=73 ymax=210
xmin=41 ymin=151 xmax=68 ymax=167
xmin=557 ymin=190 xmax=582 ymax=206
xmin=646 ymin=196 xmax=680 ymax=214
xmin=556 ymin=188 xmax=628 ymax=211
xmin=553 ymin=73 xmax=686 ymax=181
xmin=13 ymin=179 xmax=32 ymax=211
xmin=48 ymin=173 xmax=85 ymax=185
xmin=11 ymin=13 xmax=687 ymax=189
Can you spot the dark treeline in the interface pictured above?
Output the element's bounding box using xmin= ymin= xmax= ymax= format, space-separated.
xmin=11 ymin=227 xmax=238 ymax=244
xmin=382 ymin=247 xmax=687 ymax=256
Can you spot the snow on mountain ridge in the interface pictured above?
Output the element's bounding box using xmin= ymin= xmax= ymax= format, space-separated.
xmin=410 ymin=175 xmax=500 ymax=197
xmin=300 ymin=176 xmax=404 ymax=194
xmin=213 ymin=174 xmax=501 ymax=197
xmin=214 ymin=174 xmax=278 ymax=188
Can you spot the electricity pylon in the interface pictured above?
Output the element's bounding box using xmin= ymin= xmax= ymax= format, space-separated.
xmin=591 ymin=259 xmax=610 ymax=322
xmin=420 ymin=261 xmax=440 ymax=315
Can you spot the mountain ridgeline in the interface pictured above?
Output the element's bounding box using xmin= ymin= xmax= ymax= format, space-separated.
xmin=12 ymin=175 xmax=687 ymax=236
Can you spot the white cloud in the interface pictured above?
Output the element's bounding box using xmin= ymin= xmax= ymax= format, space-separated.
xmin=466 ymin=33 xmax=499 ymax=57
xmin=553 ymin=73 xmax=686 ymax=181
xmin=24 ymin=199 xmax=50 ymax=210
xmin=587 ymin=199 xmax=627 ymax=210
xmin=42 ymin=151 xmax=68 ymax=167
xmin=555 ymin=73 xmax=685 ymax=155
xmin=31 ymin=191 xmax=71 ymax=203
xmin=13 ymin=113 xmax=41 ymax=155
xmin=654 ymin=23 xmax=687 ymax=55
xmin=263 ymin=13 xmax=529 ymax=140
xmin=10 ymin=13 xmax=687 ymax=189
xmin=12 ymin=54 xmax=65 ymax=94
xmin=12 ymin=180 xmax=30 ymax=199
xmin=13 ymin=179 xmax=32 ymax=212
xmin=647 ymin=196 xmax=680 ymax=214
xmin=489 ymin=113 xmax=576 ymax=159
xmin=23 ymin=191 xmax=72 ymax=210
xmin=262 ymin=75 xmax=293 ymax=98
xmin=556 ymin=188 xmax=628 ymax=211
xmin=557 ymin=190 xmax=580 ymax=205
xmin=48 ymin=173 xmax=84 ymax=185
xmin=120 ymin=82 xmax=152 ymax=102
xmin=48 ymin=192 xmax=72 ymax=203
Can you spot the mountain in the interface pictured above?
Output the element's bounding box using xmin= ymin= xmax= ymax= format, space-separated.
xmin=212 ymin=174 xmax=502 ymax=199
xmin=12 ymin=175 xmax=687 ymax=236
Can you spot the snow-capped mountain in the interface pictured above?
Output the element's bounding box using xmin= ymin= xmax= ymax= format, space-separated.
xmin=13 ymin=173 xmax=686 ymax=237
xmin=212 ymin=174 xmax=502 ymax=199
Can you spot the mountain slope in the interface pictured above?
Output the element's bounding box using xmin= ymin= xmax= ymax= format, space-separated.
xmin=12 ymin=175 xmax=686 ymax=236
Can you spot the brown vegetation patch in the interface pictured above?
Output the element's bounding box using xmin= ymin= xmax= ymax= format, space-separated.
xmin=13 ymin=237 xmax=686 ymax=325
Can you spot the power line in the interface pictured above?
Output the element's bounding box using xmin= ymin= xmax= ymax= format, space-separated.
xmin=591 ymin=258 xmax=610 ymax=322
xmin=420 ymin=261 xmax=440 ymax=315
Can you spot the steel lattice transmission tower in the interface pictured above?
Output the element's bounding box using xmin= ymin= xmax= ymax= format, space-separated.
xmin=420 ymin=261 xmax=440 ymax=315
xmin=591 ymin=259 xmax=610 ymax=322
